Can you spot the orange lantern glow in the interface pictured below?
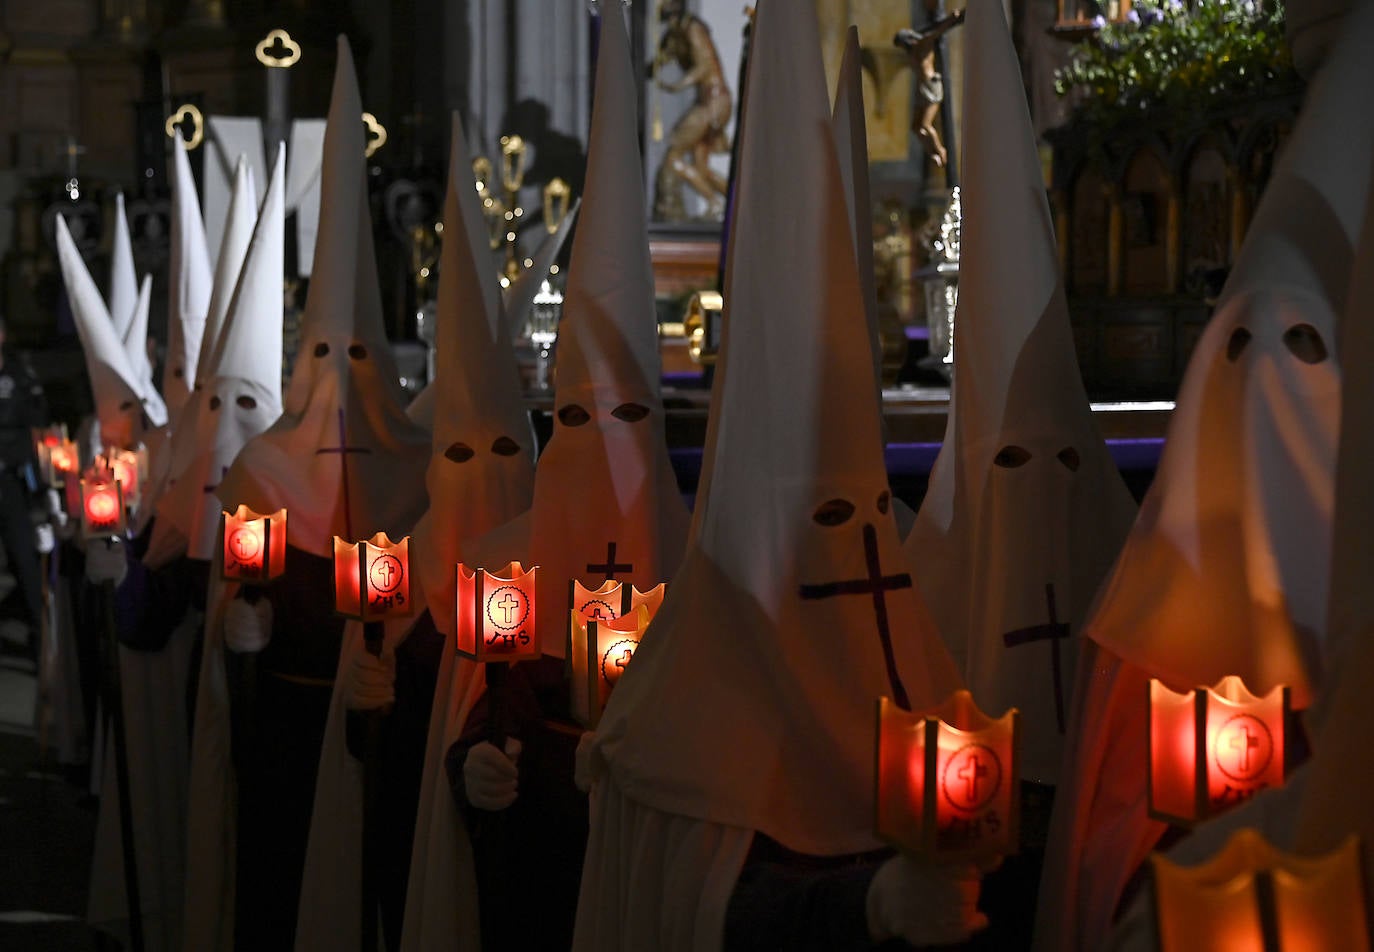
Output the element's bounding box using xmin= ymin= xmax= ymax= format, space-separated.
xmin=333 ymin=532 xmax=414 ymax=622
xmin=567 ymin=579 xmax=666 ymax=650
xmin=455 ymin=562 xmax=539 ymax=662
xmin=105 ymin=447 xmax=146 ymax=511
xmin=1148 ymin=676 xmax=1290 ymax=827
xmin=221 ymin=506 xmax=287 ymax=583
xmin=80 ymin=474 xmax=126 ymax=540
xmin=571 ymin=604 xmax=654 ymax=728
xmin=875 ymin=691 xmax=1020 ymax=861
xmin=34 ymin=425 xmax=77 ymax=489
xmin=1152 ymin=829 xmax=1369 ymax=952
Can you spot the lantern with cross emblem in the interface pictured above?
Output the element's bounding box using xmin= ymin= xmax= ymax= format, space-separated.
xmin=333 ymin=532 xmax=414 ymax=622
xmin=221 ymin=505 xmax=287 ymax=584
xmin=567 ymin=579 xmax=665 ymax=649
xmin=455 ymin=562 xmax=539 ymax=661
xmin=569 ymin=579 xmax=665 ymax=727
xmin=79 ymin=470 xmax=126 ymax=540
xmin=876 ymin=691 xmax=1020 ymax=860
xmin=1152 ymin=829 xmax=1369 ymax=952
xmin=34 ymin=425 xmax=78 ymax=489
xmin=105 ymin=447 xmax=147 ymax=512
xmin=1148 ymin=675 xmax=1290 ymax=827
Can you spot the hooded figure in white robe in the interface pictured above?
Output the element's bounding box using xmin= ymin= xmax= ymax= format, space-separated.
xmin=902 ymin=0 xmax=1136 ymax=787
xmin=460 ymin=10 xmax=689 ymax=647
xmin=163 ymin=138 xmax=213 ymax=426
xmin=573 ymin=3 xmax=967 ymax=949
xmin=183 ymin=37 xmax=430 ymax=952
xmin=84 ymin=143 xmax=285 ymax=952
xmin=1035 ymin=6 xmax=1374 ymax=948
xmin=1107 ymin=141 xmax=1374 ymax=951
xmin=296 ymin=110 xmax=539 ymax=952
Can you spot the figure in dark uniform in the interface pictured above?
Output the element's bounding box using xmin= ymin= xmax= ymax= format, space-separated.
xmin=0 ymin=316 xmax=50 ymax=656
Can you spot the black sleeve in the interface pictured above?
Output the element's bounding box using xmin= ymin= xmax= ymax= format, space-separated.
xmin=725 ymin=859 xmax=885 ymax=952
xmin=113 ymin=554 xmax=195 ymax=652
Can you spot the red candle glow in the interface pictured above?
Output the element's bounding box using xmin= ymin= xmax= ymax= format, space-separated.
xmin=1148 ymin=675 xmax=1290 ymax=826
xmin=571 ymin=602 xmax=657 ymax=728
xmin=221 ymin=506 xmax=287 ymax=583
xmin=455 ymin=562 xmax=539 ymax=662
xmin=875 ymin=691 xmax=1020 ymax=861
xmin=333 ymin=532 xmax=414 ymax=622
xmin=80 ymin=475 xmax=126 ymax=540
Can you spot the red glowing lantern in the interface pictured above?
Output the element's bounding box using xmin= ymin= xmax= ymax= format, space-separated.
xmin=455 ymin=562 xmax=539 ymax=662
xmin=104 ymin=447 xmax=146 ymax=511
xmin=221 ymin=505 xmax=287 ymax=583
xmin=1152 ymin=829 xmax=1369 ymax=952
xmin=34 ymin=425 xmax=77 ymax=489
xmin=1148 ymin=676 xmax=1290 ymax=827
xmin=571 ymin=603 xmax=656 ymax=728
xmin=333 ymin=532 xmax=414 ymax=622
xmin=875 ymin=691 xmax=1020 ymax=861
xmin=80 ymin=475 xmax=126 ymax=540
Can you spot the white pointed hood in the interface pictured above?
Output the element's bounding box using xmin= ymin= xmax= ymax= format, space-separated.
xmin=500 ymin=198 xmax=580 ymax=332
xmin=831 ymin=27 xmax=882 ymax=393
xmin=1085 ymin=0 xmax=1374 ymax=708
xmin=199 ymin=158 xmax=256 ymax=388
xmin=1288 ymin=142 xmax=1374 ymax=925
xmin=592 ymin=0 xmax=960 ymax=855
xmin=120 ymin=274 xmax=169 ymax=430
xmin=165 ymin=137 xmax=214 ymax=421
xmin=215 ymin=37 xmax=429 ymax=556
xmin=469 ymin=7 xmax=688 ymax=657
xmin=413 ymin=114 xmax=536 ymax=634
xmin=108 ymin=191 xmax=138 ymax=341
xmin=152 ymin=144 xmax=286 ymax=566
xmin=56 ymin=215 xmax=159 ymax=450
xmin=902 ymin=0 xmax=1136 ymax=782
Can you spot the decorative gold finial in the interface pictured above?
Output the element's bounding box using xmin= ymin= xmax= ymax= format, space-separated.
xmin=256 ymin=29 xmax=301 ymax=68
xmin=165 ymin=103 xmax=205 ymax=150
xmin=362 ymin=112 xmax=387 ymax=158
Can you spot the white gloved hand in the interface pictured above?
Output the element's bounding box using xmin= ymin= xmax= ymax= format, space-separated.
xmin=223 ymin=596 xmax=273 ymax=654
xmin=574 ymin=730 xmax=599 ymax=793
xmin=463 ymin=738 xmax=522 ymax=811
xmin=45 ymin=488 xmax=66 ymax=524
xmin=866 ymin=855 xmax=987 ymax=947
xmin=34 ymin=523 xmax=55 ymax=555
xmin=84 ymin=537 xmax=127 ymax=586
xmin=345 ymin=647 xmax=396 ymax=711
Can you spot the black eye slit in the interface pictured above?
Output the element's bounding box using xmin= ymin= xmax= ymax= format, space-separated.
xmin=994 ymin=445 xmax=1032 ymax=468
xmin=1057 ymin=447 xmax=1081 ymax=472
xmin=558 ymin=404 xmax=591 ymax=427
xmin=173 ymin=367 xmax=184 ymax=379
xmin=1226 ymin=327 xmax=1252 ymax=363
xmin=444 ymin=442 xmax=475 ymax=463
xmin=491 ymin=436 xmax=521 ymax=456
xmin=348 ymin=343 xmax=368 ymax=360
xmin=314 ymin=342 xmax=330 ymax=358
xmin=236 ymin=395 xmax=257 ymax=409
xmin=209 ymin=396 xmax=222 ymax=411
xmin=876 ymin=490 xmax=891 ymax=515
xmin=612 ymin=403 xmax=650 ymax=423
xmin=1283 ymin=323 xmax=1328 ymax=364
xmin=812 ymin=498 xmax=855 ymax=527
xmin=119 ymin=399 xmax=135 ymax=411
xmin=193 ymin=383 xmax=203 ymax=392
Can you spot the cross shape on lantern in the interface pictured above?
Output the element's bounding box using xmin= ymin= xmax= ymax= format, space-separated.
xmin=614 ymin=648 xmax=633 ymax=671
xmin=1002 ymin=583 xmax=1070 ymax=732
xmin=959 ymin=755 xmax=988 ymax=803
xmin=798 ymin=523 xmax=912 ymax=709
xmin=1230 ymin=724 xmax=1259 ymax=773
xmin=587 ymin=541 xmax=633 ymax=581
xmin=230 ymin=530 xmax=260 ymax=560
xmin=496 ymin=592 xmax=520 ymax=625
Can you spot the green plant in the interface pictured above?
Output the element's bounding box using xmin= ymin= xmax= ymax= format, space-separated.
xmin=1054 ymin=1 xmax=1297 ymax=132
